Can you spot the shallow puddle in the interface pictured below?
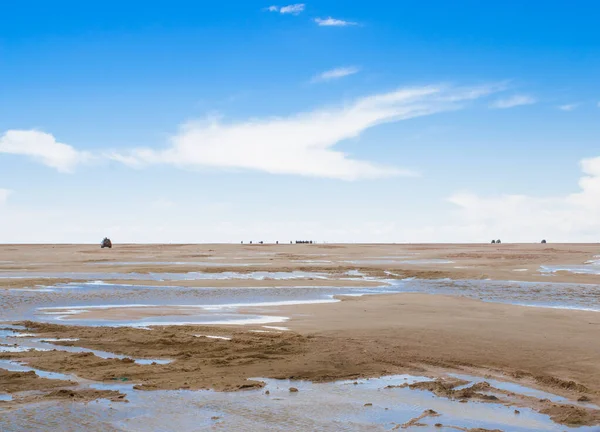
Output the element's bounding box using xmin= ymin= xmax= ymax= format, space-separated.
xmin=395 ymin=279 xmax=600 ymax=312
xmin=0 ymin=282 xmax=400 ymax=327
xmin=0 ymin=359 xmax=80 ymax=382
xmin=0 ymin=374 xmax=594 ymax=431
xmin=540 ymin=262 xmax=600 ymax=275
xmin=1 ymin=270 xmax=332 ymax=286
xmin=449 ymin=373 xmax=599 ymax=408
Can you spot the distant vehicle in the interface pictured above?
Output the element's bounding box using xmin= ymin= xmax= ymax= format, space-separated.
xmin=101 ymin=237 xmax=112 ymax=249
xmin=541 ymin=239 xmax=547 ymax=244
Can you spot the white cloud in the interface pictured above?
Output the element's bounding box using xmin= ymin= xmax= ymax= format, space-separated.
xmin=112 ymin=84 xmax=500 ymax=180
xmin=490 ymin=94 xmax=536 ymax=109
xmin=266 ymin=4 xmax=305 ymax=14
xmin=311 ymin=66 xmax=359 ymax=83
xmin=0 ymin=189 xmax=11 ymax=205
xmin=443 ymin=156 xmax=600 ymax=242
xmin=280 ymin=3 xmax=304 ymax=14
xmin=314 ymin=17 xmax=357 ymax=27
xmin=0 ymin=130 xmax=90 ymax=172
xmin=558 ymin=103 xmax=578 ymax=111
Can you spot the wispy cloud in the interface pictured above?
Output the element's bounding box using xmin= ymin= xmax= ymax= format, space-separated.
xmin=314 ymin=17 xmax=357 ymax=27
xmin=0 ymin=130 xmax=90 ymax=172
xmin=311 ymin=66 xmax=359 ymax=83
xmin=490 ymin=94 xmax=536 ymax=109
xmin=558 ymin=103 xmax=578 ymax=111
xmin=266 ymin=4 xmax=305 ymax=14
xmin=111 ymin=84 xmax=500 ymax=180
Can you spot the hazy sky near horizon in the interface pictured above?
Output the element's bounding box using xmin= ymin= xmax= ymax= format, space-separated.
xmin=1 ymin=1 xmax=599 ymax=243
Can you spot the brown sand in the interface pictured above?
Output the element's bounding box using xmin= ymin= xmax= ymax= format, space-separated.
xmin=0 ymin=369 xmax=75 ymax=393
xmin=397 ymin=409 xmax=440 ymax=429
xmin=0 ymin=278 xmax=76 ymax=289
xmin=2 ymin=293 xmax=599 ymax=425
xmin=2 ymin=243 xmax=600 ymax=425
xmin=276 ymin=294 xmax=600 ymax=398
xmin=0 ymin=369 xmax=126 ymax=405
xmin=1 ymin=242 xmax=599 ymax=284
xmin=0 ymin=277 xmax=380 ymax=290
xmin=40 ymin=388 xmax=127 ymax=403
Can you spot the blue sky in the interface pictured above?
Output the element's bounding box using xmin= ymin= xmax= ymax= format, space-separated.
xmin=1 ymin=1 xmax=599 ymax=243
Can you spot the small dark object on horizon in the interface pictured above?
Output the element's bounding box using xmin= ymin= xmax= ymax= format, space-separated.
xmin=541 ymin=239 xmax=547 ymax=244
xmin=101 ymin=237 xmax=112 ymax=249
xmin=496 ymin=239 xmax=502 ymax=244
xmin=491 ymin=240 xmax=496 ymax=244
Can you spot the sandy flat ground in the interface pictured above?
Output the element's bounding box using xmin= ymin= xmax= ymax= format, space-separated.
xmin=0 ymin=242 xmax=599 ymax=283
xmin=1 ymin=243 xmax=600 ymax=426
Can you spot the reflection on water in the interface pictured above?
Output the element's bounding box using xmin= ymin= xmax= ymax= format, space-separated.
xmin=449 ymin=373 xmax=596 ymax=407
xmin=397 ymin=279 xmax=600 ymax=312
xmin=0 ymin=359 xmax=79 ymax=382
xmin=1 ymin=277 xmax=598 ymax=331
xmin=0 ymin=374 xmax=594 ymax=432
xmin=1 ymin=281 xmax=402 ymax=326
xmin=0 ymin=270 xmax=329 ymax=283
xmin=540 ymin=261 xmax=600 ymax=275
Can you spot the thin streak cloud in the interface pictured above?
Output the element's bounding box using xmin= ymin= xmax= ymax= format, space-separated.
xmin=311 ymin=66 xmax=359 ymax=83
xmin=314 ymin=17 xmax=357 ymax=27
xmin=490 ymin=94 xmax=536 ymax=109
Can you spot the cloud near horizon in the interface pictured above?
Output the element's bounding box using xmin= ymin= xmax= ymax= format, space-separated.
xmin=111 ymin=84 xmax=501 ymax=180
xmin=314 ymin=17 xmax=357 ymax=26
xmin=0 ymin=130 xmax=90 ymax=172
xmin=490 ymin=94 xmax=536 ymax=109
xmin=267 ymin=4 xmax=305 ymax=14
xmin=443 ymin=156 xmax=600 ymax=242
xmin=311 ymin=66 xmax=359 ymax=83
xmin=2 ymin=155 xmax=599 ymax=243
